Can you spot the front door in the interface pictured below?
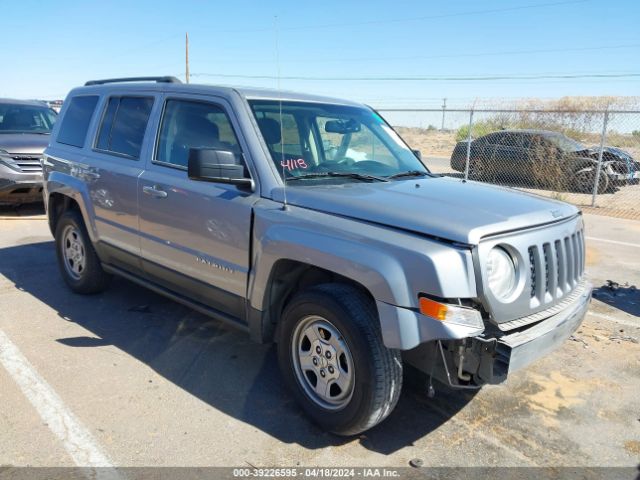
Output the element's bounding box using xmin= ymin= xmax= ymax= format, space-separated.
xmin=138 ymin=95 xmax=255 ymax=320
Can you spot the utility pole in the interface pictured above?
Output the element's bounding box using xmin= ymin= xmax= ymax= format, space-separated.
xmin=441 ymin=97 xmax=447 ymax=130
xmin=185 ymin=32 xmax=190 ymax=84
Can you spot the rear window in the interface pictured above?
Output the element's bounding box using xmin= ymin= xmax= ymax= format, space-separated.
xmin=96 ymin=96 xmax=154 ymax=158
xmin=56 ymin=96 xmax=99 ymax=148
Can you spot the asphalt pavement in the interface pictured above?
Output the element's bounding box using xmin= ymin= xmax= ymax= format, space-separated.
xmin=0 ymin=205 xmax=638 ymax=472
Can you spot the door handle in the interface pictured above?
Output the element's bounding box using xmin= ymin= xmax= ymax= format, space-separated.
xmin=142 ymin=185 xmax=168 ymax=198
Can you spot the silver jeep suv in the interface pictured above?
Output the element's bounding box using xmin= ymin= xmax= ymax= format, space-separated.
xmin=43 ymin=77 xmax=591 ymax=435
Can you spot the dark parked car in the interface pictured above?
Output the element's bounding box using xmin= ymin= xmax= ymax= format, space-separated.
xmin=0 ymin=98 xmax=57 ymax=205
xmin=450 ymin=129 xmax=639 ymax=194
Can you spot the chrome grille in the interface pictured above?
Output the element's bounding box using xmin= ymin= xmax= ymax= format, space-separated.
xmin=528 ymin=229 xmax=585 ymax=306
xmin=528 ymin=247 xmax=536 ymax=297
xmin=10 ymin=155 xmax=43 ymax=173
xmin=543 ymin=243 xmax=551 ymax=294
xmin=499 ymin=280 xmax=588 ymax=331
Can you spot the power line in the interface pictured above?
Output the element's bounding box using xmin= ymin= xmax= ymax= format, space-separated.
xmin=283 ymin=43 xmax=640 ymax=64
xmin=188 ymin=43 xmax=640 ymax=65
xmin=194 ymin=0 xmax=587 ymax=33
xmin=189 ymin=72 xmax=640 ymax=82
xmin=50 ymin=0 xmax=593 ymax=66
xmin=284 ymin=0 xmax=587 ymax=30
xmin=37 ymin=0 xmax=590 ymax=65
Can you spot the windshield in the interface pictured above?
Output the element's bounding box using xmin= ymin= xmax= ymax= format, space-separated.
xmin=546 ymin=133 xmax=586 ymax=152
xmin=0 ymin=103 xmax=57 ymax=134
xmin=249 ymin=100 xmax=427 ymax=182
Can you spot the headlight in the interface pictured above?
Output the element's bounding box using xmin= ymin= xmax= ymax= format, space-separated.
xmin=486 ymin=247 xmax=516 ymax=300
xmin=419 ymin=296 xmax=484 ymax=330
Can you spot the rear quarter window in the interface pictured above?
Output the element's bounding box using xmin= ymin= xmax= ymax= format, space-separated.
xmin=56 ymin=96 xmax=99 ymax=148
xmin=96 ymin=96 xmax=154 ymax=159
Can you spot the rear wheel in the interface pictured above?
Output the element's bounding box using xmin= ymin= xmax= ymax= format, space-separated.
xmin=55 ymin=210 xmax=110 ymax=294
xmin=277 ymin=284 xmax=402 ymax=435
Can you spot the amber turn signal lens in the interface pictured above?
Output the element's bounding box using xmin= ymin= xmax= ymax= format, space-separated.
xmin=419 ymin=297 xmax=448 ymax=321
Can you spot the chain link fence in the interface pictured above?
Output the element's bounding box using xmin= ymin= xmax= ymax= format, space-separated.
xmin=381 ymin=108 xmax=640 ymax=220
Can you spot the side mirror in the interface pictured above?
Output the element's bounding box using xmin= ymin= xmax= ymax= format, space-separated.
xmin=188 ymin=148 xmax=253 ymax=188
xmin=412 ymin=149 xmax=422 ymax=160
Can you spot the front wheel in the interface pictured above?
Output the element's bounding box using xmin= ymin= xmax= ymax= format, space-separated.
xmin=574 ymin=168 xmax=609 ymax=194
xmin=277 ymin=284 xmax=402 ymax=435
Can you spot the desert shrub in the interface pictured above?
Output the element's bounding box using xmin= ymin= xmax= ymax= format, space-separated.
xmin=455 ymin=118 xmax=508 ymax=142
xmin=455 ymin=113 xmax=599 ymax=143
xmin=454 ymin=96 xmax=640 ymax=144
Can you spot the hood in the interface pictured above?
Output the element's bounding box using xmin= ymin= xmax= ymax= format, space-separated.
xmin=0 ymin=133 xmax=50 ymax=155
xmin=578 ymin=146 xmax=635 ymax=162
xmin=272 ymin=176 xmax=579 ymax=245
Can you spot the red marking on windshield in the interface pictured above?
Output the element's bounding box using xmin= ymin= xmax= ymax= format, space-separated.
xmin=281 ymin=158 xmax=308 ymax=171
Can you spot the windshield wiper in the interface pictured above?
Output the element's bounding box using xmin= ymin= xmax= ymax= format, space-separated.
xmin=387 ymin=170 xmax=430 ymax=179
xmin=286 ymin=171 xmax=389 ymax=182
xmin=0 ymin=131 xmax=50 ymax=135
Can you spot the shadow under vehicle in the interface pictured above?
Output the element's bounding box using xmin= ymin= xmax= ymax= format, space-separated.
xmin=0 ymin=239 xmax=477 ymax=454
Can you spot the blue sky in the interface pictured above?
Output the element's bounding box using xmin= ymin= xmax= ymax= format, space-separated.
xmin=2 ymin=0 xmax=639 ymax=107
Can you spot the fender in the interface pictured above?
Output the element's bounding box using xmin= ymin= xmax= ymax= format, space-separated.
xmin=248 ymin=203 xmax=477 ymax=313
xmin=572 ymin=156 xmax=604 ymax=175
xmin=44 ymin=168 xmax=98 ymax=242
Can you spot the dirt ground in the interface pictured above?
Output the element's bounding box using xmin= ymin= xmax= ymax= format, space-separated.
xmin=394 ymin=126 xmax=640 ymax=160
xmin=394 ymin=128 xmax=460 ymax=158
xmin=393 ymin=128 xmax=640 ymax=220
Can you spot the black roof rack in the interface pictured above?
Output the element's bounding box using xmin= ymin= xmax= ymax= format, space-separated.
xmin=84 ymin=76 xmax=182 ymax=86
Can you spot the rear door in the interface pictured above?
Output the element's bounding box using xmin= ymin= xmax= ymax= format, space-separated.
xmin=138 ymin=94 xmax=256 ymax=320
xmin=86 ymin=93 xmax=158 ymax=274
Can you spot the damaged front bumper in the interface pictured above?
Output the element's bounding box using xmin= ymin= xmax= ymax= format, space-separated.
xmin=404 ymin=282 xmax=592 ymax=388
xmin=476 ymin=281 xmax=592 ymax=384
xmin=609 ymin=170 xmax=640 ymax=182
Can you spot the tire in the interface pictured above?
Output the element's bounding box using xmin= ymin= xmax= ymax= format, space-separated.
xmin=277 ymin=283 xmax=402 ymax=435
xmin=54 ymin=209 xmax=110 ymax=294
xmin=573 ymin=168 xmax=609 ymax=194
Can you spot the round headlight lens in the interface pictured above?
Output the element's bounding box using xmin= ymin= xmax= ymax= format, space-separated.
xmin=486 ymin=247 xmax=516 ymax=300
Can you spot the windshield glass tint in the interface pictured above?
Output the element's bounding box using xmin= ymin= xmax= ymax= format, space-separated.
xmin=547 ymin=133 xmax=585 ymax=152
xmin=249 ymin=100 xmax=426 ymax=181
xmin=0 ymin=103 xmax=56 ymax=133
